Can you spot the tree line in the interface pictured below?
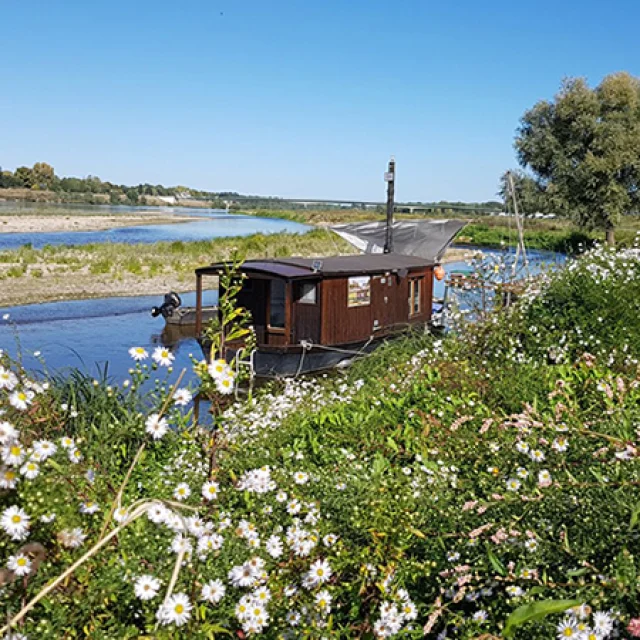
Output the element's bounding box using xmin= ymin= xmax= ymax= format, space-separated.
xmin=0 ymin=163 xmax=230 ymax=206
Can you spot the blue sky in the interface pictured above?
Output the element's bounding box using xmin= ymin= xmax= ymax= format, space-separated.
xmin=2 ymin=0 xmax=639 ymax=202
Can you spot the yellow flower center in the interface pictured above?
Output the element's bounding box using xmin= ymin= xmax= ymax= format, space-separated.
xmin=18 ymin=393 xmax=26 ymax=401
xmin=17 ymin=557 xmax=27 ymax=566
xmin=319 ymin=599 xmax=326 ymax=607
xmin=5 ymin=471 xmax=15 ymax=480
xmin=10 ymin=446 xmax=21 ymax=456
xmin=563 ymin=630 xmax=573 ymax=637
xmin=11 ymin=515 xmax=21 ymax=523
xmin=174 ymin=604 xmax=184 ymax=614
xmin=317 ymin=569 xmax=324 ymax=576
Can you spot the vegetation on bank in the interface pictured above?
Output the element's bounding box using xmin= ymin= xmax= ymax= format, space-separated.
xmin=0 ymin=230 xmax=356 ymax=306
xmin=0 ymin=246 xmax=639 ymax=638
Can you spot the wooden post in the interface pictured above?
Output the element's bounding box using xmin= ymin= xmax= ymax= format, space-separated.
xmin=384 ymin=157 xmax=395 ymax=254
xmin=195 ymin=273 xmax=203 ymax=337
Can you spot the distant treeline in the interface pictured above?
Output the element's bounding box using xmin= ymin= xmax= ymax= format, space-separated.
xmin=0 ymin=161 xmax=502 ymax=214
xmin=0 ymin=162 xmax=229 ymax=206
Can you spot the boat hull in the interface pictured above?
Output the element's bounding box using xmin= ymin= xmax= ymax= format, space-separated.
xmin=165 ymin=306 xmax=217 ymax=326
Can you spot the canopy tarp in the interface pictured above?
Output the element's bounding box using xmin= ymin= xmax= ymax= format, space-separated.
xmin=330 ymin=219 xmax=468 ymax=262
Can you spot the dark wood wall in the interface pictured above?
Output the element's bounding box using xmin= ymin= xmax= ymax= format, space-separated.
xmin=320 ymin=267 xmax=433 ymax=346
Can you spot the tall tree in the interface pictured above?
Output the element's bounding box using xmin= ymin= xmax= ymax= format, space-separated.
xmin=14 ymin=166 xmax=34 ymax=189
xmin=32 ymin=162 xmax=55 ymax=189
xmin=515 ymin=72 xmax=640 ymax=244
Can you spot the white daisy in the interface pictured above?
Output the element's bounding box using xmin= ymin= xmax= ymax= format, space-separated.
xmin=305 ymin=558 xmax=332 ymax=587
xmin=9 ymin=390 xmax=34 ymax=411
xmin=7 ymin=553 xmax=32 ymax=576
xmin=129 ymin=346 xmax=149 ymax=361
xmin=315 ymin=589 xmax=332 ymax=612
xmin=0 ymin=466 xmax=18 ymax=489
xmin=2 ymin=443 xmax=25 ymax=467
xmin=60 ymin=436 xmax=75 ymax=449
xmin=293 ymin=471 xmax=309 ymax=485
xmin=0 ymin=421 xmax=18 ymax=444
xmin=592 ymin=611 xmax=613 ymax=636
xmin=174 ymin=482 xmax=191 ymax=501
xmin=216 ymin=375 xmax=234 ymax=395
xmin=33 ymin=439 xmax=57 ymax=459
xmin=323 ymin=533 xmax=338 ymax=547
xmin=173 ymin=388 xmax=193 ymax=406
xmin=134 ymin=574 xmax=161 ymax=600
xmin=58 ymin=527 xmax=87 ymax=548
xmin=529 ymin=449 xmax=546 ymax=462
xmin=157 ymin=592 xmax=192 ymax=626
xmin=68 ymin=447 xmax=83 ymax=464
xmin=19 ymin=460 xmax=39 ymax=480
xmin=207 ymin=359 xmax=230 ymax=380
xmin=0 ymin=367 xmax=18 ymax=391
xmin=80 ymin=501 xmax=100 ymax=515
xmin=506 ymin=478 xmax=521 ymax=492
xmin=556 ymin=619 xmax=579 ymax=638
xmin=145 ymin=414 xmax=169 ymax=440
xmin=201 ymin=480 xmax=220 ymax=501
xmin=113 ymin=507 xmax=130 ymax=523
xmin=152 ymin=347 xmax=175 ymax=367
xmin=0 ymin=506 xmax=30 ymax=540
xmin=201 ymin=579 xmax=226 ymax=604
xmin=266 ymin=534 xmax=283 ymax=558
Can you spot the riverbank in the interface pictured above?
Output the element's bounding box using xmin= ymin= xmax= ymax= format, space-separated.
xmin=0 ymin=230 xmax=474 ymax=307
xmin=0 ymin=212 xmax=198 ymax=233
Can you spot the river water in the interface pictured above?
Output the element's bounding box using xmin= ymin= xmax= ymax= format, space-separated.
xmin=0 ymin=202 xmax=309 ymax=250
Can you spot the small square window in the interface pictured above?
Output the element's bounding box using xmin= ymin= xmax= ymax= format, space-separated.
xmin=297 ymin=283 xmax=317 ymax=304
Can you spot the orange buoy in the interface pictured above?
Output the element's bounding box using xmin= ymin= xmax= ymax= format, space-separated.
xmin=434 ymin=264 xmax=446 ymax=281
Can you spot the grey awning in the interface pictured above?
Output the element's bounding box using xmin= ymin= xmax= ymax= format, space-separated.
xmin=330 ymin=219 xmax=467 ymax=262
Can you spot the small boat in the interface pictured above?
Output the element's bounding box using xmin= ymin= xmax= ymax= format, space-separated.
xmin=194 ymin=253 xmax=439 ymax=377
xmin=155 ymin=161 xmax=466 ymax=376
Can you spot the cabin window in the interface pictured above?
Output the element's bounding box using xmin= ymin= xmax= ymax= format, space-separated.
xmin=409 ymin=278 xmax=421 ymax=316
xmin=296 ymin=282 xmax=317 ymax=305
xmin=269 ymin=279 xmax=286 ymax=328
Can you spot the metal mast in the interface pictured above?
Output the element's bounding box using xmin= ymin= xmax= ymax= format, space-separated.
xmin=384 ymin=157 xmax=395 ymax=253
xmin=506 ymin=170 xmax=528 ymax=277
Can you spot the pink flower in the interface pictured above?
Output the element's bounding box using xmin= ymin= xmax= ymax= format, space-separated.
xmin=627 ymin=618 xmax=640 ymax=637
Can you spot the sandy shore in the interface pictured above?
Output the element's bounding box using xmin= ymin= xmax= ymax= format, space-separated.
xmin=0 ymin=213 xmax=197 ymax=233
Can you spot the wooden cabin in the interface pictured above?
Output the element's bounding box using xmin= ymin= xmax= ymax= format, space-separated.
xmin=195 ymin=253 xmax=435 ymax=376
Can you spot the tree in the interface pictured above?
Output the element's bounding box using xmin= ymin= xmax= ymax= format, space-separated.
xmin=32 ymin=162 xmax=55 ymax=189
xmin=14 ymin=166 xmax=34 ymax=189
xmin=515 ymin=72 xmax=640 ymax=244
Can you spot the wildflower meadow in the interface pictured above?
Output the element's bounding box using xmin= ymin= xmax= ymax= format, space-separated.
xmin=0 ymin=246 xmax=639 ymax=638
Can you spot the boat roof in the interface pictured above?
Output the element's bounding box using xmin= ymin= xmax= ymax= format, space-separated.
xmin=196 ymin=253 xmax=434 ymax=279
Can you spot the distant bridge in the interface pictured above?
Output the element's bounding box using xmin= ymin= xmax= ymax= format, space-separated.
xmin=226 ymin=196 xmax=502 ymax=215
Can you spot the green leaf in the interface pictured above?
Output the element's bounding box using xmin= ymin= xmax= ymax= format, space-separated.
xmin=503 ymin=599 xmax=581 ymax=638
xmin=487 ymin=548 xmax=506 ymax=576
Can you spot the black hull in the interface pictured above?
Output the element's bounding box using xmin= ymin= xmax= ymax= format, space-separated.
xmin=200 ymin=339 xmax=386 ymax=378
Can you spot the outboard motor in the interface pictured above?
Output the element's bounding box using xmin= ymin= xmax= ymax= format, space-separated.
xmin=151 ymin=292 xmax=182 ymax=319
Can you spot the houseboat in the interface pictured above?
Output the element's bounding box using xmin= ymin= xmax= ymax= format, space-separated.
xmin=194 ymin=253 xmax=437 ymax=377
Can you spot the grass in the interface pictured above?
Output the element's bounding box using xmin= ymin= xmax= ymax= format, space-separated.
xmin=0 ymin=230 xmax=357 ymax=305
